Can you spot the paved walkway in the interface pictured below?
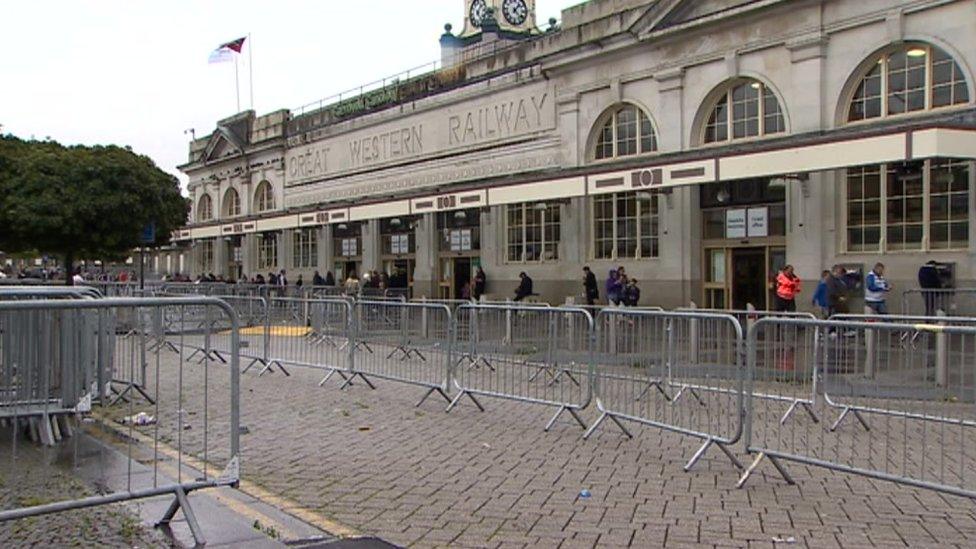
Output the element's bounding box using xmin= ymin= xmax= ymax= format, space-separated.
xmin=122 ymin=346 xmax=976 ymax=549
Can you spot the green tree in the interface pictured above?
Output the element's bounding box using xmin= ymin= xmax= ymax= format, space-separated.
xmin=0 ymin=136 xmax=189 ymax=285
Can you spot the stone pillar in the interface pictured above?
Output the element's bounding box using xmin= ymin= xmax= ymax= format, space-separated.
xmin=317 ymin=225 xmax=332 ymax=278
xmin=214 ymin=237 xmax=229 ymax=277
xmin=241 ymin=234 xmax=256 ymax=277
xmin=278 ymin=230 xmax=291 ymax=274
xmin=413 ymin=213 xmax=437 ymax=298
xmin=362 ymin=220 xmax=381 ymax=272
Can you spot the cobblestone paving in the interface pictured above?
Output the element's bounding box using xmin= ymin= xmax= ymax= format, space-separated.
xmin=0 ymin=432 xmax=169 ymax=548
xmin=131 ymin=345 xmax=976 ymax=549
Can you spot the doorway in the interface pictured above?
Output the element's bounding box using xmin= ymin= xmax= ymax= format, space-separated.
xmin=336 ymin=261 xmax=359 ymax=282
xmin=453 ymin=258 xmax=472 ymax=299
xmin=731 ymin=248 xmax=766 ymax=310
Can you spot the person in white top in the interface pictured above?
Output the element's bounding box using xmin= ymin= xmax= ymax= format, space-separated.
xmin=72 ymin=272 xmax=85 ymax=284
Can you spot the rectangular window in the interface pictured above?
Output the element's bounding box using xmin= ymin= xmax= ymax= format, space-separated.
xmin=258 ymin=232 xmax=278 ymax=270
xmin=592 ymin=192 xmax=659 ymax=260
xmin=886 ymin=162 xmax=925 ymax=251
xmin=505 ymin=203 xmax=560 ymax=263
xmin=845 ymin=160 xmax=971 ymax=253
xmin=380 ymin=218 xmax=416 ymax=255
xmin=846 ymin=166 xmax=883 ymax=252
xmin=293 ymin=228 xmax=318 ymax=269
xmin=199 ymin=240 xmax=214 ymax=272
xmin=930 ymin=159 xmax=970 ymax=249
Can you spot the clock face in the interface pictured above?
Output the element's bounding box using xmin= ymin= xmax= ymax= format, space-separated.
xmin=469 ymin=0 xmax=488 ymax=28
xmin=503 ymin=0 xmax=529 ymax=26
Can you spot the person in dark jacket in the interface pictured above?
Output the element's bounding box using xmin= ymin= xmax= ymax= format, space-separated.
xmin=325 ymin=271 xmax=336 ymax=286
xmin=605 ymin=268 xmax=623 ymax=305
xmin=473 ymin=267 xmax=487 ymax=301
xmin=624 ymin=278 xmax=641 ymax=307
xmin=312 ymin=271 xmax=326 ymax=286
xmin=514 ymin=272 xmax=533 ymax=302
xmin=918 ymin=260 xmax=944 ymax=316
xmin=825 ymin=265 xmax=850 ymax=317
xmin=582 ymin=266 xmax=599 ymax=306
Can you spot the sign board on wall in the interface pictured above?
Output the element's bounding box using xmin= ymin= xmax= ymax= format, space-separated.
xmin=747 ymin=207 xmax=768 ymax=238
xmin=726 ymin=209 xmax=746 ymax=239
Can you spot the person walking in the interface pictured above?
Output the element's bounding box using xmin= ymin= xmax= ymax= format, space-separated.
xmin=775 ymin=265 xmax=801 ymax=312
xmin=582 ymin=266 xmax=599 ymax=306
xmin=473 ymin=267 xmax=487 ymax=301
xmin=812 ymin=270 xmax=831 ymax=318
xmin=513 ymin=272 xmax=533 ymax=302
xmin=864 ymin=263 xmax=891 ymax=315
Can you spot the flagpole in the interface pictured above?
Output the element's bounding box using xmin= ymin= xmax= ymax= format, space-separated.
xmin=234 ymin=55 xmax=241 ymax=113
xmin=248 ymin=33 xmax=254 ymax=110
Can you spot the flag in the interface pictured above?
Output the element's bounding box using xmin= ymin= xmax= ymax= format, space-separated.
xmin=208 ymin=36 xmax=246 ymax=64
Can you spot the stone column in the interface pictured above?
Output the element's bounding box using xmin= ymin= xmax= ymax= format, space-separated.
xmin=278 ymin=230 xmax=291 ymax=274
xmin=317 ymin=225 xmax=332 ymax=278
xmin=214 ymin=237 xmax=229 ymax=277
xmin=413 ymin=213 xmax=437 ymax=298
xmin=362 ymin=220 xmax=381 ymax=272
xmin=241 ymin=234 xmax=256 ymax=277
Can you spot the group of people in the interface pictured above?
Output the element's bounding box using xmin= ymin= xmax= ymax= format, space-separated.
xmin=579 ymin=266 xmax=641 ymax=307
xmin=779 ymin=262 xmax=895 ymax=317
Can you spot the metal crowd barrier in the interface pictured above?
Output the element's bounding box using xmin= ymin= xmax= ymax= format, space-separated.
xmin=0 ymin=286 xmax=103 ymax=300
xmin=902 ymin=288 xmax=976 ymax=317
xmin=586 ymin=309 xmax=745 ymax=471
xmin=263 ymin=297 xmax=353 ymax=384
xmin=448 ymin=303 xmax=594 ymax=430
xmin=350 ymin=300 xmax=453 ymax=405
xmin=0 ymin=297 xmax=241 ymax=547
xmin=738 ymin=316 xmax=976 ymax=500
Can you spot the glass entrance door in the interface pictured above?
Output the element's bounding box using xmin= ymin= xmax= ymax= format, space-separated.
xmin=731 ymin=247 xmax=767 ymax=310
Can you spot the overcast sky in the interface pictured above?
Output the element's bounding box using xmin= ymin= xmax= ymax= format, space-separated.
xmin=0 ymin=1 xmax=580 ymax=188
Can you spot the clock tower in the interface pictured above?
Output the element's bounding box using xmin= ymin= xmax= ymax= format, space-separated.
xmin=460 ymin=0 xmax=537 ymax=37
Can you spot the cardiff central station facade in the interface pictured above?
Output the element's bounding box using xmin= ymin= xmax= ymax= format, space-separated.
xmin=165 ymin=0 xmax=976 ymax=311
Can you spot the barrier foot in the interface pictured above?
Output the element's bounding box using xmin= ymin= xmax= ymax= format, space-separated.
xmin=416 ymin=386 xmax=451 ymax=407
xmin=583 ymin=412 xmax=633 ymax=440
xmin=545 ymin=406 xmax=588 ymax=432
xmin=685 ymin=438 xmax=744 ymax=472
xmin=210 ymin=350 xmax=228 ymax=364
xmin=339 ymin=372 xmax=376 ymax=391
xmin=446 ymin=391 xmax=484 ymax=413
xmin=829 ymin=406 xmax=870 ymax=432
xmin=318 ymin=369 xmax=349 ymax=387
xmin=548 ymin=368 xmax=581 ymax=388
xmin=108 ymin=382 xmax=156 ymax=407
xmin=157 ymin=486 xmax=206 ymax=547
xmin=635 ymin=380 xmax=671 ymax=403
xmin=780 ymin=401 xmax=821 ymax=425
xmin=242 ymin=358 xmax=263 ymax=374
xmin=736 ymin=452 xmax=795 ymax=489
xmin=163 ymin=341 xmax=181 ymax=354
xmin=671 ymin=385 xmax=705 ymax=406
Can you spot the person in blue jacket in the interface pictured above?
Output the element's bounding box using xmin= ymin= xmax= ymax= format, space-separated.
xmin=864 ymin=263 xmax=891 ymax=315
xmin=812 ymin=270 xmax=830 ymax=318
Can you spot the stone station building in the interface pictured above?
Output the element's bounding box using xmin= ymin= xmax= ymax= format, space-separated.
xmin=165 ymin=0 xmax=976 ymax=310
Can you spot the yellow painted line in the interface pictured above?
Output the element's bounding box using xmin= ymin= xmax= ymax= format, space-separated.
xmin=89 ymin=413 xmax=361 ymax=539
xmin=222 ymin=326 xmax=312 ymax=337
xmin=913 ymin=323 xmax=945 ymax=333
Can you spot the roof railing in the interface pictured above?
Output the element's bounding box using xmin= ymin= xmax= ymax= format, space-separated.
xmin=290 ymin=18 xmax=561 ymax=118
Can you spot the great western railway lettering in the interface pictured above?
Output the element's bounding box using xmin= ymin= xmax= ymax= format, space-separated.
xmin=349 ymin=125 xmax=424 ymax=168
xmin=448 ymin=93 xmax=549 ymax=145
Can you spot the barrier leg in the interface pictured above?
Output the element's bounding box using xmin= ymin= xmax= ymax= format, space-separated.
xmin=829 ymin=406 xmax=870 ymax=432
xmin=544 ymin=405 xmax=588 ymax=432
xmin=635 ymin=380 xmax=672 ymax=402
xmin=780 ymin=400 xmax=820 ymax=425
xmin=736 ymin=452 xmax=795 ymax=489
xmin=157 ymin=487 xmax=206 ymax=547
xmin=684 ymin=437 xmax=743 ymax=472
xmin=416 ymin=386 xmax=452 ymax=407
xmin=583 ymin=412 xmax=633 ymax=440
xmin=445 ymin=390 xmax=484 ymax=413
xmin=338 ymin=372 xmax=376 ymax=391
xmin=318 ymin=369 xmax=350 ymax=387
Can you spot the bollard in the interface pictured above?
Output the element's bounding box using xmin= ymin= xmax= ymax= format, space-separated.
xmin=863 ymin=305 xmax=876 ymax=379
xmin=936 ymin=310 xmax=948 ymax=388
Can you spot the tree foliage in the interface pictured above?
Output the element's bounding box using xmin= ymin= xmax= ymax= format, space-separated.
xmin=0 ymin=136 xmax=189 ymax=271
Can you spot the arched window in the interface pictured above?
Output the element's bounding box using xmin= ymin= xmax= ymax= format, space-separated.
xmin=197 ymin=194 xmax=213 ymax=222
xmin=703 ymin=79 xmax=785 ymax=144
xmin=223 ymin=188 xmax=241 ymax=217
xmin=254 ymin=181 xmax=275 ymax=213
xmin=593 ymin=104 xmax=657 ymax=160
xmin=848 ymin=43 xmax=969 ymax=122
